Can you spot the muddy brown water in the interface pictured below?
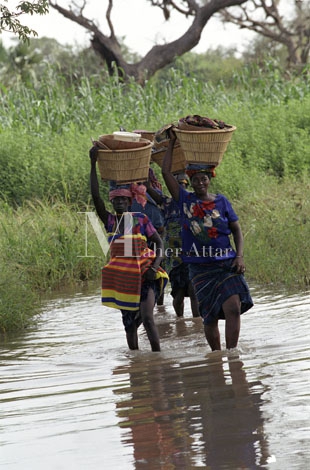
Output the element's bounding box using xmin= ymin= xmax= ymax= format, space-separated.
xmin=0 ymin=284 xmax=309 ymax=469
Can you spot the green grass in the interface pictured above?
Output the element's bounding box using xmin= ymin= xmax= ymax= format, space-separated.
xmin=0 ymin=264 xmax=41 ymax=334
xmin=0 ymin=63 xmax=309 ymax=332
xmin=233 ymin=176 xmax=310 ymax=288
xmin=0 ymin=200 xmax=104 ymax=332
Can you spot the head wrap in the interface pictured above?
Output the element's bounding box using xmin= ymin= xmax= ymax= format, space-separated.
xmin=185 ymin=163 xmax=216 ymax=180
xmin=174 ymin=172 xmax=189 ymax=186
xmin=148 ymin=167 xmax=162 ymax=192
xmin=130 ymin=183 xmax=147 ymax=207
xmin=109 ymin=181 xmax=147 ymax=208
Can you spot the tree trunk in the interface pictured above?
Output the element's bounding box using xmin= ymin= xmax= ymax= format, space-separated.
xmin=49 ymin=0 xmax=248 ymax=85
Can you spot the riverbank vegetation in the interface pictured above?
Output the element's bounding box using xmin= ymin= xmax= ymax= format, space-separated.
xmin=0 ymin=57 xmax=309 ymax=332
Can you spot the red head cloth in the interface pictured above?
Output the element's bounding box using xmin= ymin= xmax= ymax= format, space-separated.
xmin=130 ymin=183 xmax=147 ymax=207
xmin=109 ymin=188 xmax=133 ymax=201
xmin=185 ymin=164 xmax=216 ymax=180
xmin=109 ymin=184 xmax=147 ymax=208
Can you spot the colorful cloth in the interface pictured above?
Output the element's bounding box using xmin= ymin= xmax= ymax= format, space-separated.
xmin=148 ymin=167 xmax=162 ymax=192
xmin=130 ymin=197 xmax=164 ymax=232
xmin=160 ymin=196 xmax=183 ymax=272
xmin=189 ymin=260 xmax=253 ymax=324
xmin=121 ymin=280 xmax=161 ymax=331
xmin=109 ymin=182 xmax=147 ymax=207
xmin=174 ymin=172 xmax=189 ymax=186
xmin=101 ymin=212 xmax=168 ymax=311
xmin=185 ymin=163 xmax=216 ymax=179
xmin=178 ymin=187 xmax=239 ymax=263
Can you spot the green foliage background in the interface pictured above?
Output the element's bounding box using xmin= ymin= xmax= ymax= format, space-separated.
xmin=0 ymin=61 xmax=309 ymax=332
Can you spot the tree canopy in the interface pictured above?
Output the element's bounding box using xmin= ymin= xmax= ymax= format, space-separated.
xmin=0 ymin=1 xmax=49 ymax=42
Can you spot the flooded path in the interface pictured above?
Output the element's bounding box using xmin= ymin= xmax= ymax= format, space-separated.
xmin=0 ymin=284 xmax=309 ymax=469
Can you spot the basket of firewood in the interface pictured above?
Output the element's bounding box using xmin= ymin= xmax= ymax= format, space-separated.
xmin=174 ymin=115 xmax=236 ymax=166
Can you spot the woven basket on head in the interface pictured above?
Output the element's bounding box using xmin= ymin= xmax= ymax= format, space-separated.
xmin=97 ymin=139 xmax=153 ymax=184
xmin=98 ymin=134 xmax=151 ymax=150
xmin=151 ymin=144 xmax=187 ymax=174
xmin=174 ymin=126 xmax=236 ymax=167
xmin=132 ymin=130 xmax=156 ymax=142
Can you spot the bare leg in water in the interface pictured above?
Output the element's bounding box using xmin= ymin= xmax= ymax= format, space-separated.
xmin=140 ymin=287 xmax=161 ymax=351
xmin=173 ymin=288 xmax=185 ymax=317
xmin=204 ymin=294 xmax=241 ymax=351
xmin=204 ymin=320 xmax=221 ymax=351
xmin=125 ymin=323 xmax=139 ymax=350
xmin=188 ymin=281 xmax=200 ymax=317
xmin=156 ymin=291 xmax=164 ymax=306
xmin=223 ymin=294 xmax=241 ymax=350
xmin=121 ymin=310 xmax=139 ymax=350
xmin=173 ymin=282 xmax=199 ymax=318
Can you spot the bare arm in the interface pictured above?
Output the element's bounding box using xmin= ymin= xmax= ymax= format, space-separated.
xmin=161 ymin=131 xmax=180 ymax=202
xmin=144 ymin=180 xmax=163 ymax=205
xmin=230 ymin=220 xmax=245 ymax=273
xmin=149 ymin=231 xmax=164 ymax=270
xmin=144 ymin=230 xmax=165 ymax=281
xmin=89 ymin=146 xmax=109 ymax=225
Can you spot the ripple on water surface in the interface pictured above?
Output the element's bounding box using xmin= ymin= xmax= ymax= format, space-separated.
xmin=0 ymin=286 xmax=309 ymax=469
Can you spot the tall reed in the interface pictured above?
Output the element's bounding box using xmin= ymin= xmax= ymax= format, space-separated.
xmin=0 ymin=64 xmax=309 ymax=332
xmin=233 ymin=176 xmax=310 ymax=288
xmin=0 ymin=200 xmax=104 ymax=290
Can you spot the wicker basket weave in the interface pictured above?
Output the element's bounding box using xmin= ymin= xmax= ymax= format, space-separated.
xmin=99 ymin=134 xmax=150 ymax=150
xmin=174 ymin=126 xmax=236 ymax=166
xmin=133 ymin=130 xmax=155 ymax=142
xmin=151 ymin=144 xmax=187 ymax=174
xmin=97 ymin=139 xmax=153 ymax=184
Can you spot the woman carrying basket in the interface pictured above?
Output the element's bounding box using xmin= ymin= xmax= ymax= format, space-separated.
xmin=89 ymin=145 xmax=168 ymax=352
xmin=161 ymin=131 xmax=253 ymax=351
xmin=145 ymin=173 xmax=200 ymax=318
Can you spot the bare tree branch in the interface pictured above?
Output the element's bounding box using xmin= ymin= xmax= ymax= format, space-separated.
xmin=49 ymin=0 xmax=249 ymax=84
xmin=219 ymin=0 xmax=309 ymax=67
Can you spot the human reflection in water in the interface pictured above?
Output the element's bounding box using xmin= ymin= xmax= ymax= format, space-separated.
xmin=181 ymin=353 xmax=270 ymax=469
xmin=113 ymin=354 xmax=270 ymax=469
xmin=113 ymin=356 xmax=193 ymax=469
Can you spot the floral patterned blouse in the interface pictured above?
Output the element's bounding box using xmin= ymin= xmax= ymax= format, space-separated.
xmin=178 ymin=187 xmax=239 ymax=263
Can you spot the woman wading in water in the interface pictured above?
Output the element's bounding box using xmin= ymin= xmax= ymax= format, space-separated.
xmin=90 ymin=145 xmax=168 ymax=352
xmin=161 ymin=130 xmax=253 ymax=351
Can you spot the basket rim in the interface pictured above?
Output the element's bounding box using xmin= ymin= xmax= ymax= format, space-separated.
xmin=97 ymin=140 xmax=153 ymax=153
xmin=174 ymin=125 xmax=236 ymax=134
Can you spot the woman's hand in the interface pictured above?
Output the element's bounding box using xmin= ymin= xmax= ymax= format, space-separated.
xmin=144 ymin=266 xmax=157 ymax=281
xmin=232 ymin=256 xmax=246 ymax=274
xmin=89 ymin=145 xmax=99 ymax=165
xmin=167 ymin=127 xmax=177 ymax=141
